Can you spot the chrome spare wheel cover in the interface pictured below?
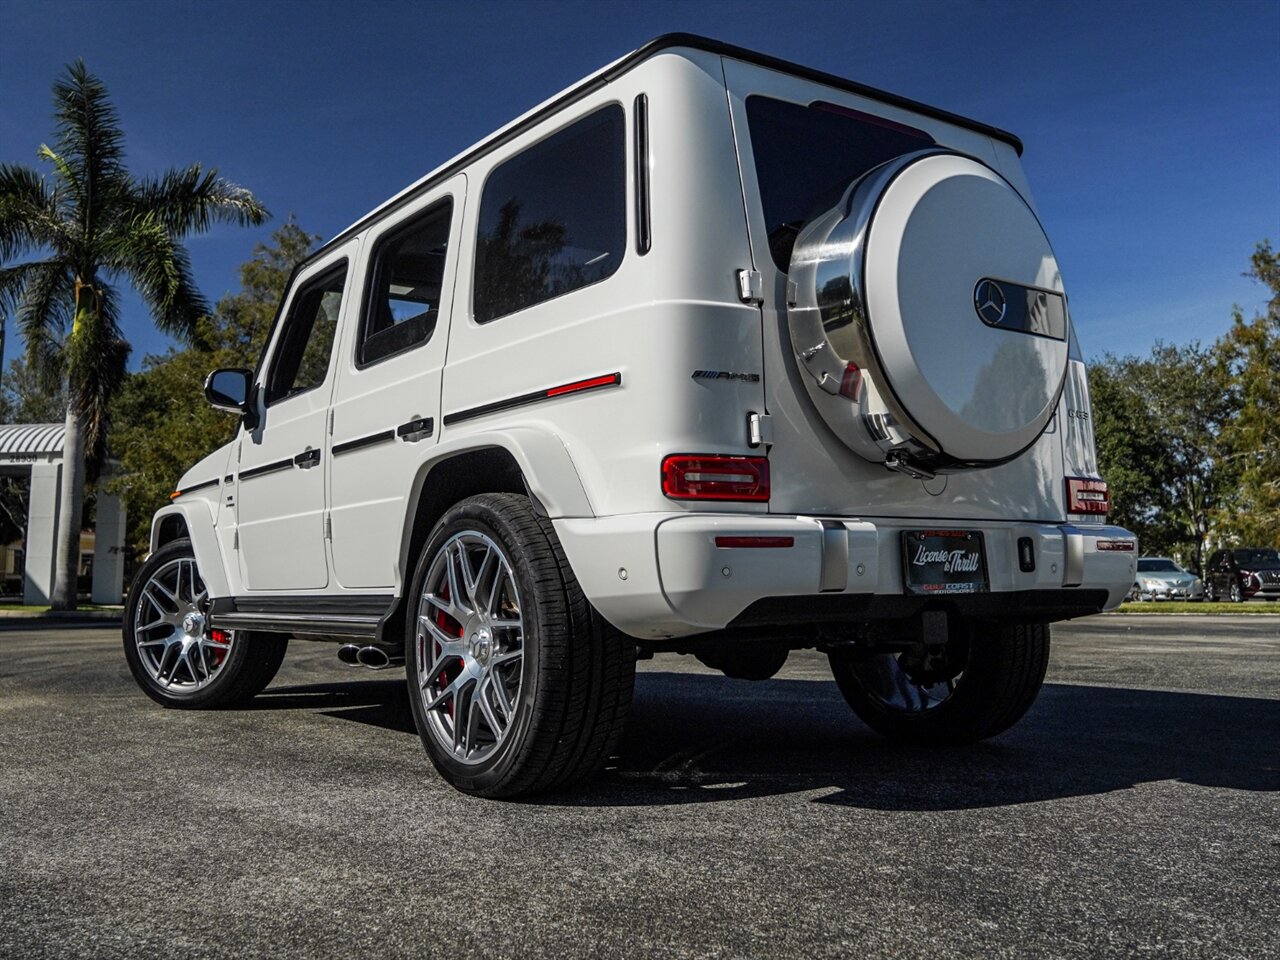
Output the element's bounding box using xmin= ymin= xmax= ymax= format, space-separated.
xmin=415 ymin=531 xmax=525 ymax=765
xmin=133 ymin=557 xmax=233 ymax=692
xmin=787 ymin=149 xmax=1070 ymax=475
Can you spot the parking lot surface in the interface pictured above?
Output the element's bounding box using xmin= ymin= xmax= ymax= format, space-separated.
xmin=2 ymin=615 xmax=1277 ymax=959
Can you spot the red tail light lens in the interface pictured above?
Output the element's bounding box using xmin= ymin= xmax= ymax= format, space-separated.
xmin=839 ymin=362 xmax=862 ymax=401
xmin=662 ymin=455 xmax=770 ymax=502
xmin=1066 ymin=477 xmax=1109 ymax=515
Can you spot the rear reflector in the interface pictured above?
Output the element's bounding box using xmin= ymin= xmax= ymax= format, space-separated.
xmin=714 ymin=536 xmax=794 ymax=548
xmin=546 ymin=373 xmax=621 ymax=397
xmin=1066 ymin=477 xmax=1110 ymax=515
xmin=662 ymin=455 xmax=770 ymax=502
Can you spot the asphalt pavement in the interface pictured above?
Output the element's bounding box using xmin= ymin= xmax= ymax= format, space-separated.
xmin=1 ymin=615 xmax=1277 ymax=959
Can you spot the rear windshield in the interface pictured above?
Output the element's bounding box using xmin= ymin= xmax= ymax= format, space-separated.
xmin=1233 ymin=548 xmax=1280 ymax=568
xmin=745 ymin=96 xmax=934 ymax=271
xmin=1137 ymin=559 xmax=1180 ymax=573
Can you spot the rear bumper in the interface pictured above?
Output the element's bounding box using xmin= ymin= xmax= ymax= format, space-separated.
xmin=554 ymin=513 xmax=1137 ymax=639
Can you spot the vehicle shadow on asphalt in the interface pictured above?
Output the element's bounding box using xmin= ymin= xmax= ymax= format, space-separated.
xmin=251 ymin=673 xmax=1279 ymax=809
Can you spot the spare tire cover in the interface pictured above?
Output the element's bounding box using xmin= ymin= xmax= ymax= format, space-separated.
xmin=787 ymin=150 xmax=1069 ymax=471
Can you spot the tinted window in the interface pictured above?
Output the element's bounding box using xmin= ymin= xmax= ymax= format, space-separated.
xmin=474 ymin=105 xmax=625 ymax=323
xmin=266 ymin=264 xmax=346 ymax=404
xmin=360 ymin=200 xmax=453 ymax=365
xmin=1233 ymin=548 xmax=1280 ymax=568
xmin=746 ymin=97 xmax=935 ymax=271
xmin=1137 ymin=559 xmax=1180 ymax=573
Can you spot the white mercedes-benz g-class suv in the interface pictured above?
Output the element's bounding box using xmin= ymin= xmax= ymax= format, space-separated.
xmin=124 ymin=35 xmax=1137 ymax=797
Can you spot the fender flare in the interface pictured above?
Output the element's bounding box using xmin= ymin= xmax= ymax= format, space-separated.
xmin=150 ymin=500 xmax=232 ymax=600
xmin=395 ymin=426 xmax=595 ymax=579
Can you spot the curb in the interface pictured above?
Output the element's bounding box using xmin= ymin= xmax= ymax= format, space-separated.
xmin=0 ymin=610 xmax=123 ymax=623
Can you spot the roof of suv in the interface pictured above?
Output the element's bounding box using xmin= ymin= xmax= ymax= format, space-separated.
xmin=303 ymin=34 xmax=1024 ymax=270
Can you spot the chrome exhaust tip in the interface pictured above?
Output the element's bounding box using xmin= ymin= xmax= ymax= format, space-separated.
xmin=337 ymin=643 xmax=362 ymax=666
xmin=355 ymin=645 xmax=404 ymax=670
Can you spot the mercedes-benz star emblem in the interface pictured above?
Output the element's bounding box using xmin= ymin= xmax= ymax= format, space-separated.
xmin=974 ymin=279 xmax=1007 ymax=325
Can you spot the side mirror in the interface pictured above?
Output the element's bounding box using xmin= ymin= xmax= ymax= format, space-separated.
xmin=204 ymin=368 xmax=253 ymax=412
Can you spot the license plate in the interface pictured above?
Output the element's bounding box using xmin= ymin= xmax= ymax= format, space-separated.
xmin=901 ymin=530 xmax=988 ymax=595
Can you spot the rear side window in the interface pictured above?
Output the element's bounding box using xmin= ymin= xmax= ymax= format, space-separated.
xmin=266 ymin=264 xmax=346 ymax=405
xmin=474 ymin=105 xmax=625 ymax=324
xmin=746 ymin=96 xmax=935 ymax=271
xmin=360 ymin=199 xmax=453 ymax=366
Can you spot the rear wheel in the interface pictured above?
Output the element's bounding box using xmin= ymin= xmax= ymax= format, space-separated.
xmin=406 ymin=493 xmax=635 ymax=797
xmin=122 ymin=539 xmax=287 ymax=708
xmin=828 ymin=621 xmax=1049 ymax=744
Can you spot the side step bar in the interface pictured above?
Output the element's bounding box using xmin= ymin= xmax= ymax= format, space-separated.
xmin=208 ymin=595 xmax=395 ymax=640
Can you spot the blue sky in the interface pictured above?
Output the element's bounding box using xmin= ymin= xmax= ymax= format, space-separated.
xmin=1 ymin=0 xmax=1277 ymax=368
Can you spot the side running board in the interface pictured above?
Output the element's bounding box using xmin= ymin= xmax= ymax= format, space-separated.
xmin=209 ymin=595 xmax=395 ymax=640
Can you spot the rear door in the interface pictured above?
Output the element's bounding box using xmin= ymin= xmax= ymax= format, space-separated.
xmin=721 ymin=58 xmax=1064 ymax=521
xmin=326 ymin=176 xmax=465 ymax=589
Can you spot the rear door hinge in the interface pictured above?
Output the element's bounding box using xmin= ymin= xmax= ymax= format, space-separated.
xmin=232 ymin=529 xmax=239 ymax=550
xmin=737 ymin=268 xmax=764 ymax=305
xmin=323 ymin=514 xmax=332 ymax=541
xmin=748 ymin=412 xmax=773 ymax=448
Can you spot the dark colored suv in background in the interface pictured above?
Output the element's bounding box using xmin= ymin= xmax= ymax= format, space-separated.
xmin=1204 ymin=548 xmax=1280 ymax=602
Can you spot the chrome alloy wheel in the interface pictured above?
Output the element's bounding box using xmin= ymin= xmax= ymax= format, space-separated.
xmin=415 ymin=531 xmax=525 ymax=765
xmin=132 ymin=557 xmax=232 ymax=692
xmin=855 ymin=653 xmax=962 ymax=713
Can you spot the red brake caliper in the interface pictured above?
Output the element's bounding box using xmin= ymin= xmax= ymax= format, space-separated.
xmin=434 ymin=579 xmax=462 ymax=718
xmin=210 ymin=629 xmax=231 ymax=667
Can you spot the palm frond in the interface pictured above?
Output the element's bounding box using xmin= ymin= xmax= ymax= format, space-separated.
xmin=0 ymin=163 xmax=62 ymax=261
xmin=50 ymin=60 xmax=129 ymax=240
xmin=101 ymin=211 xmax=209 ymax=340
xmin=14 ymin=260 xmax=74 ymax=389
xmin=36 ymin=144 xmax=83 ymax=216
xmin=131 ymin=164 xmax=270 ymax=237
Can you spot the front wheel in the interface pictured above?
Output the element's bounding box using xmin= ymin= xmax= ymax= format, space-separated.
xmin=828 ymin=621 xmax=1049 ymax=745
xmin=1229 ymin=580 xmax=1244 ymax=603
xmin=406 ymin=493 xmax=635 ymax=797
xmin=122 ymin=539 xmax=287 ymax=708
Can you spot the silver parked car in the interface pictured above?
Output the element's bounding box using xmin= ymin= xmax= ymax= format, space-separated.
xmin=1129 ymin=557 xmax=1204 ymax=601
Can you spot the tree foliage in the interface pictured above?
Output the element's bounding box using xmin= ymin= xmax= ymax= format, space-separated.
xmin=1091 ymin=241 xmax=1280 ymax=570
xmin=0 ymin=60 xmax=268 ymax=606
xmin=109 ymin=222 xmax=317 ymax=553
xmin=1215 ymin=242 xmax=1280 ymax=545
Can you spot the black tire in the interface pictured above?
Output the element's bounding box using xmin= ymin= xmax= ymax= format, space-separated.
xmin=828 ymin=621 xmax=1049 ymax=745
xmin=1229 ymin=580 xmax=1243 ymax=603
xmin=405 ymin=493 xmax=635 ymax=797
xmin=122 ymin=539 xmax=288 ymax=709
xmin=1204 ymin=579 xmax=1217 ymax=602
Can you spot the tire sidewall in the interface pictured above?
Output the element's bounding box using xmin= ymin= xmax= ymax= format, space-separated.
xmin=405 ymin=499 xmax=548 ymax=794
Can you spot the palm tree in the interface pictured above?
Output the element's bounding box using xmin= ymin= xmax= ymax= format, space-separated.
xmin=0 ymin=61 xmax=268 ymax=608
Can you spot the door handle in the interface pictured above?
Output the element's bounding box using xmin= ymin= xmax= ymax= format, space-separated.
xmin=294 ymin=449 xmax=321 ymax=469
xmin=396 ymin=417 xmax=434 ymax=443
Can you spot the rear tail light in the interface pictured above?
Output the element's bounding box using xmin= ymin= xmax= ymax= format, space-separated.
xmin=662 ymin=455 xmax=770 ymax=502
xmin=1066 ymin=477 xmax=1109 ymax=515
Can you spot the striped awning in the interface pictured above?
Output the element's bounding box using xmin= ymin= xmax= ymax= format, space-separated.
xmin=0 ymin=423 xmax=66 ymax=459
